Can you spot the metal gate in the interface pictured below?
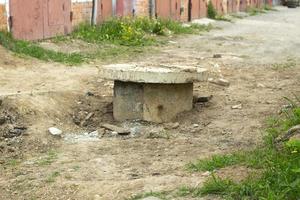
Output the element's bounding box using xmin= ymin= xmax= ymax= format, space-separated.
xmin=98 ymin=0 xmax=113 ymax=23
xmin=211 ymin=0 xmax=223 ymax=15
xmin=232 ymin=0 xmax=238 ymax=12
xmin=156 ymin=0 xmax=181 ymax=20
xmin=189 ymin=0 xmax=207 ymax=21
xmin=116 ymin=0 xmax=134 ymax=17
xmin=43 ymin=0 xmax=72 ymax=39
xmin=239 ymin=0 xmax=247 ymax=11
xmin=170 ymin=0 xmax=181 ymax=21
xmin=9 ymin=0 xmax=71 ymax=40
xmin=228 ymin=0 xmax=238 ymax=13
xmin=227 ymin=0 xmax=233 ymax=13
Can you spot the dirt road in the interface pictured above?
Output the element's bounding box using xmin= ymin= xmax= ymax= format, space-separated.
xmin=1 ymin=6 xmax=300 ymax=200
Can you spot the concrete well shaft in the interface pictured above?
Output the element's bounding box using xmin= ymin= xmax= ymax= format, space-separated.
xmin=113 ymin=81 xmax=193 ymax=123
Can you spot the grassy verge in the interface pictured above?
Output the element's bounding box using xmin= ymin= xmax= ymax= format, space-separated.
xmin=246 ymin=5 xmax=277 ymax=16
xmin=0 ymin=17 xmax=211 ymax=65
xmin=181 ymin=95 xmax=300 ymax=199
xmin=72 ymin=17 xmax=212 ymax=46
xmin=0 ymin=31 xmax=85 ymax=65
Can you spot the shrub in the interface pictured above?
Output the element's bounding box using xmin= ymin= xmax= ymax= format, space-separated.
xmin=207 ymin=1 xmax=217 ymax=19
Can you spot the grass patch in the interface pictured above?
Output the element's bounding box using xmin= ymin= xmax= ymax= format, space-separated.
xmin=46 ymin=171 xmax=60 ymax=183
xmin=0 ymin=17 xmax=211 ymax=64
xmin=264 ymin=5 xmax=278 ymax=11
xmin=215 ymin=15 xmax=233 ymax=22
xmin=72 ymin=17 xmax=211 ymax=46
xmin=230 ymin=13 xmax=246 ymax=19
xmin=246 ymin=7 xmax=267 ymax=16
xmin=271 ymin=58 xmax=297 ymax=70
xmin=182 ymin=95 xmax=300 ymax=200
xmin=36 ymin=150 xmax=58 ymax=166
xmin=178 ymin=176 xmax=235 ymax=197
xmin=5 ymin=158 xmax=21 ymax=167
xmin=187 ymin=154 xmax=244 ymax=172
xmin=0 ymin=31 xmax=85 ymax=65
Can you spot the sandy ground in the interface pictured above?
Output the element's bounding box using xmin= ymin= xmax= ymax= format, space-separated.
xmin=0 ymin=6 xmax=300 ymax=200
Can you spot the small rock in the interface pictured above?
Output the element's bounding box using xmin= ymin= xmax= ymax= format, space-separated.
xmin=193 ymin=95 xmax=213 ymax=103
xmin=256 ymin=83 xmax=266 ymax=88
xmin=282 ymin=104 xmax=293 ymax=109
xmin=94 ymin=194 xmax=101 ymax=200
xmin=0 ymin=116 xmax=5 ymax=125
xmin=231 ymin=104 xmax=242 ymax=109
xmin=86 ymin=91 xmax=94 ymax=96
xmin=0 ymin=99 xmax=2 ymax=106
xmin=81 ymin=112 xmax=94 ymax=127
xmin=209 ymin=78 xmax=230 ymax=87
xmin=97 ymin=128 xmax=106 ymax=137
xmin=101 ymin=123 xmax=131 ymax=135
xmin=4 ymin=126 xmax=27 ymax=138
xmin=202 ymin=171 xmax=211 ymax=176
xmin=168 ymin=40 xmax=178 ymax=44
xmin=142 ymin=197 xmax=162 ymax=200
xmin=193 ymin=124 xmax=199 ymax=128
xmin=164 ymin=122 xmax=180 ymax=130
xmin=213 ymin=54 xmax=222 ymax=58
xmin=48 ymin=127 xmax=62 ymax=136
xmin=89 ymin=130 xmax=99 ymax=137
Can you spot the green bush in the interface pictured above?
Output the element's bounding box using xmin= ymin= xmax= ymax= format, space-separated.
xmin=207 ymin=1 xmax=217 ymax=19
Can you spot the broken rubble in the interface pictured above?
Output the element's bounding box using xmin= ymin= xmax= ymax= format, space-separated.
xmin=231 ymin=104 xmax=242 ymax=109
xmin=193 ymin=95 xmax=213 ymax=103
xmin=0 ymin=116 xmax=5 ymax=125
xmin=80 ymin=112 xmax=94 ymax=127
xmin=101 ymin=123 xmax=131 ymax=135
xmin=48 ymin=127 xmax=62 ymax=136
xmin=4 ymin=126 xmax=27 ymax=138
xmin=209 ymin=78 xmax=230 ymax=87
xmin=213 ymin=54 xmax=222 ymax=58
xmin=164 ymin=122 xmax=180 ymax=130
xmin=63 ymin=131 xmax=100 ymax=143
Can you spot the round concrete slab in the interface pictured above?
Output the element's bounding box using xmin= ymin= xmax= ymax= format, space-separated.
xmin=99 ymin=64 xmax=208 ymax=84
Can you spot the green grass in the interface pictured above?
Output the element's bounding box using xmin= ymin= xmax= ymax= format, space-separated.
xmin=0 ymin=31 xmax=85 ymax=65
xmin=181 ymin=96 xmax=300 ymax=200
xmin=46 ymin=171 xmax=60 ymax=183
xmin=5 ymin=158 xmax=21 ymax=167
xmin=246 ymin=7 xmax=267 ymax=16
xmin=0 ymin=17 xmax=211 ymax=64
xmin=72 ymin=17 xmax=211 ymax=46
xmin=36 ymin=150 xmax=58 ymax=166
xmin=263 ymin=5 xmax=278 ymax=11
xmin=187 ymin=154 xmax=244 ymax=172
xmin=215 ymin=15 xmax=233 ymax=22
xmin=271 ymin=58 xmax=297 ymax=70
xmin=246 ymin=5 xmax=277 ymax=16
xmin=178 ymin=176 xmax=235 ymax=197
